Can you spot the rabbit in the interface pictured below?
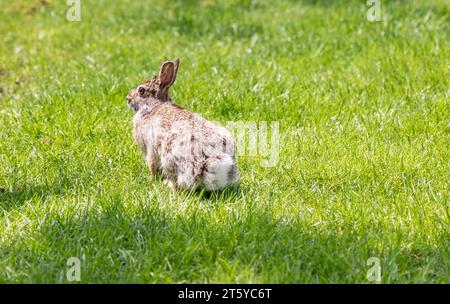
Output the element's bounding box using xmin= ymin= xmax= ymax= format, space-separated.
xmin=127 ymin=59 xmax=239 ymax=191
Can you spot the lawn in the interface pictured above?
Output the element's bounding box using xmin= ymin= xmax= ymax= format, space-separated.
xmin=0 ymin=0 xmax=448 ymax=283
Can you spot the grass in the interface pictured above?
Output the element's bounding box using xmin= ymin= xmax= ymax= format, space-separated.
xmin=0 ymin=0 xmax=449 ymax=283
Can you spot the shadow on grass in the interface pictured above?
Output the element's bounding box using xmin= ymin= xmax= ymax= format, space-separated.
xmin=1 ymin=175 xmax=447 ymax=283
xmin=153 ymin=170 xmax=247 ymax=203
xmin=183 ymin=183 xmax=247 ymax=204
xmin=2 ymin=191 xmax=447 ymax=283
xmin=4 ymin=194 xmax=447 ymax=283
xmin=0 ymin=182 xmax=72 ymax=212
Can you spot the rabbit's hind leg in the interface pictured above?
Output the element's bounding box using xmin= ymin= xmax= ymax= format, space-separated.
xmin=162 ymin=172 xmax=194 ymax=191
xmin=175 ymin=170 xmax=197 ymax=190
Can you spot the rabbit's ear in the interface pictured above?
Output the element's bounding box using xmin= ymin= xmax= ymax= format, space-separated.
xmin=159 ymin=59 xmax=180 ymax=89
xmin=171 ymin=58 xmax=180 ymax=85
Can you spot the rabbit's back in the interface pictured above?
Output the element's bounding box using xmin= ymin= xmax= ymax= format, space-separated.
xmin=136 ymin=102 xmax=238 ymax=190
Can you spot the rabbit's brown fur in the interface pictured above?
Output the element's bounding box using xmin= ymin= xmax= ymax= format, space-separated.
xmin=127 ymin=59 xmax=238 ymax=191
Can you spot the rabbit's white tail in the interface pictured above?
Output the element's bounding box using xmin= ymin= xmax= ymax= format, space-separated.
xmin=203 ymin=155 xmax=238 ymax=191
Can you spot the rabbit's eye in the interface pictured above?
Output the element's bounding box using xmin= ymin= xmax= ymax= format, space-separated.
xmin=138 ymin=87 xmax=146 ymax=95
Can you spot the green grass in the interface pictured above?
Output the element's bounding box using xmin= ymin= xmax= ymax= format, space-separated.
xmin=0 ymin=0 xmax=449 ymax=283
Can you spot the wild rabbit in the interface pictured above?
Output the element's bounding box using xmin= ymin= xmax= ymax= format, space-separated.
xmin=127 ymin=59 xmax=238 ymax=191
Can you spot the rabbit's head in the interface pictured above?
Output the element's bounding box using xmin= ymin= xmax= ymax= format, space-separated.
xmin=127 ymin=59 xmax=180 ymax=112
